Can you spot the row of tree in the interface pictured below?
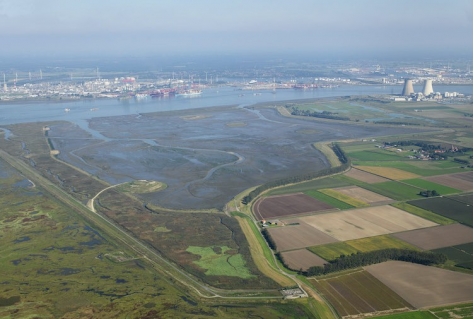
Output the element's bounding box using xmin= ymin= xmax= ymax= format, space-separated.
xmin=300 ymin=249 xmax=447 ymax=276
xmin=288 ymin=106 xmax=350 ymax=121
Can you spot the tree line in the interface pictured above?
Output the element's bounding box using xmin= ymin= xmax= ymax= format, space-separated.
xmin=297 ymin=249 xmax=447 ymax=276
xmin=288 ymin=106 xmax=350 ymax=121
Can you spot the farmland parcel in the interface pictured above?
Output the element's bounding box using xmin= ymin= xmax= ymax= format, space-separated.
xmin=365 ymin=261 xmax=473 ymax=308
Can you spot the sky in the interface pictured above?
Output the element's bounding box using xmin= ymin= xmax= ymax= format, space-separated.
xmin=0 ymin=0 xmax=472 ymax=60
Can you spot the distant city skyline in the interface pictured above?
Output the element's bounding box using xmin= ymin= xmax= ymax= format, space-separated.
xmin=0 ymin=0 xmax=472 ymax=60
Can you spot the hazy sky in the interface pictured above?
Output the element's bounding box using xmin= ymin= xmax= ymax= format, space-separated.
xmin=0 ymin=0 xmax=472 ymax=59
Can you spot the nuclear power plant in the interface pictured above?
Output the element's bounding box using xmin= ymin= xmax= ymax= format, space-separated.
xmin=401 ymin=79 xmax=414 ymax=96
xmin=401 ymin=78 xmax=435 ymax=97
xmin=422 ymin=79 xmax=434 ymax=96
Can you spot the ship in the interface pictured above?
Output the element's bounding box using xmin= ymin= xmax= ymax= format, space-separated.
xmin=175 ymin=89 xmax=202 ymax=97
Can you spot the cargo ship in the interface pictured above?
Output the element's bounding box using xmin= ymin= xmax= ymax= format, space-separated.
xmin=175 ymin=89 xmax=202 ymax=97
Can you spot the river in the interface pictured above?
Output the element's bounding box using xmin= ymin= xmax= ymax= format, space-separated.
xmin=0 ymin=84 xmax=471 ymax=126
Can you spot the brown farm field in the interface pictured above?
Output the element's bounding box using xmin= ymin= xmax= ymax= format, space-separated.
xmin=280 ymin=249 xmax=328 ymax=271
xmin=354 ymin=166 xmax=420 ymax=180
xmin=310 ymin=270 xmax=412 ymax=317
xmin=299 ymin=205 xmax=437 ymax=241
xmin=267 ymin=221 xmax=338 ymax=252
xmin=344 ymin=168 xmax=390 ymax=184
xmin=423 ymin=171 xmax=473 ymax=192
xmin=392 ymin=224 xmax=473 ymax=250
xmin=253 ymin=193 xmax=334 ymax=220
xmin=330 ymin=185 xmax=393 ymax=204
xmin=365 ymin=261 xmax=473 ymax=308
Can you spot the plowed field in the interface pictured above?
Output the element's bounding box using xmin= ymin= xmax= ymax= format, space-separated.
xmin=392 ymin=224 xmax=473 ymax=250
xmin=344 ymin=168 xmax=390 ymax=183
xmin=365 ymin=261 xmax=473 ymax=308
xmin=253 ymin=193 xmax=334 ymax=220
xmin=424 ymin=171 xmax=473 ymax=191
xmin=300 ymin=205 xmax=437 ymax=241
xmin=281 ymin=249 xmax=327 ymax=271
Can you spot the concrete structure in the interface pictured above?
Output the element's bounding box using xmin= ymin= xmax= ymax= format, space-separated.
xmin=401 ymin=79 xmax=414 ymax=96
xmin=422 ymin=79 xmax=434 ymax=96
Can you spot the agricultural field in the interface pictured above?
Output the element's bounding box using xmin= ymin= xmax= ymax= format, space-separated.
xmin=308 ymin=235 xmax=419 ymax=261
xmin=423 ymin=171 xmax=473 ymax=191
xmin=354 ymin=165 xmax=420 ymax=180
xmin=344 ymin=168 xmax=390 ymax=184
xmin=326 ymin=185 xmax=393 ymax=205
xmin=352 ymin=160 xmax=470 ymax=177
xmin=310 ymin=270 xmax=412 ymax=317
xmin=392 ymin=224 xmax=473 ymax=250
xmin=428 ymin=303 xmax=473 ymax=319
xmin=432 ymin=243 xmax=473 ymax=270
xmin=391 ymin=202 xmax=455 ymax=225
xmin=253 ymin=193 xmax=334 ymax=220
xmin=451 ymin=192 xmax=473 ymax=205
xmin=304 ymin=189 xmax=355 ymax=210
xmin=407 ymin=196 xmax=473 ymax=227
xmin=299 ymin=205 xmax=437 ymax=241
xmin=402 ymin=178 xmax=461 ymax=195
xmin=351 ymin=179 xmax=429 ymax=200
xmin=365 ymin=261 xmax=473 ymax=308
xmin=318 ymin=188 xmax=369 ymax=207
xmin=267 ymin=221 xmax=339 ymax=252
xmin=265 ymin=176 xmax=352 ymax=196
xmin=280 ymin=249 xmax=327 ymax=271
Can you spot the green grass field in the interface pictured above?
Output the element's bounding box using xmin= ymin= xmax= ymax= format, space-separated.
xmin=429 ymin=303 xmax=473 ymax=319
xmin=186 ymin=246 xmax=255 ymax=278
xmin=307 ymin=242 xmax=358 ymax=261
xmin=351 ymin=160 xmax=470 ymax=177
xmin=373 ymin=311 xmax=437 ymax=319
xmin=266 ymin=177 xmax=351 ymax=196
xmin=304 ymin=190 xmax=355 ymax=209
xmin=344 ymin=179 xmax=423 ymax=201
xmin=308 ymin=235 xmax=419 ymax=261
xmin=319 ymin=188 xmax=369 ymax=207
xmin=347 ymin=150 xmax=408 ymax=161
xmin=346 ymin=235 xmax=419 ymax=252
xmin=432 ymin=244 xmax=473 ymax=270
xmin=402 ymin=178 xmax=461 ymax=195
xmin=391 ymin=202 xmax=455 ymax=225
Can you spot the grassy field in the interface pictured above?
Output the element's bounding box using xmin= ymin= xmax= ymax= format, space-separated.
xmin=352 ymin=160 xmax=469 ymax=177
xmin=432 ymin=244 xmax=473 ymax=270
xmin=407 ymin=197 xmax=473 ymax=227
xmin=307 ymin=242 xmax=358 ymax=261
xmin=265 ymin=177 xmax=351 ymax=196
xmin=347 ymin=149 xmax=409 ymax=161
xmin=339 ymin=177 xmax=423 ymax=200
xmin=308 ymin=235 xmax=419 ymax=261
xmin=402 ymin=178 xmax=461 ymax=195
xmin=391 ymin=202 xmax=455 ymax=225
xmin=232 ymin=213 xmax=296 ymax=287
xmin=318 ymin=188 xmax=369 ymax=207
xmin=373 ymin=311 xmax=437 ymax=319
xmin=304 ymin=190 xmax=355 ymax=209
xmin=429 ymin=303 xmax=473 ymax=319
xmin=186 ymin=245 xmax=255 ymax=278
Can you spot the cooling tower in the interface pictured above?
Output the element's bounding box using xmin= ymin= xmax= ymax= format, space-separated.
xmin=422 ymin=79 xmax=434 ymax=96
xmin=401 ymin=79 xmax=414 ymax=96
